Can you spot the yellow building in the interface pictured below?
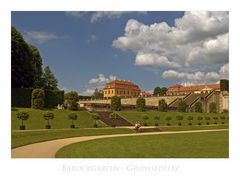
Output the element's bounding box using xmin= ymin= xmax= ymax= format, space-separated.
xmin=103 ymin=80 xmax=141 ymax=98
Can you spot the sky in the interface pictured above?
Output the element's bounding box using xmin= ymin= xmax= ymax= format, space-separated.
xmin=11 ymin=11 xmax=229 ymax=95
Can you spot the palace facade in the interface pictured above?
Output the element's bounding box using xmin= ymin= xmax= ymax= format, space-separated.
xmin=103 ymin=80 xmax=141 ymax=98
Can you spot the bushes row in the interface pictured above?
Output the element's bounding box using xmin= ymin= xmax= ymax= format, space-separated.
xmin=12 ymin=88 xmax=64 ymax=108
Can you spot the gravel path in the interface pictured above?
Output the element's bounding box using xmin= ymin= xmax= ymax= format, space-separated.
xmin=12 ymin=129 xmax=228 ymax=158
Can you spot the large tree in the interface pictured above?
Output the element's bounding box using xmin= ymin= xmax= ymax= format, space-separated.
xmin=153 ymin=86 xmax=168 ymax=96
xmin=11 ymin=26 xmax=35 ymax=88
xmin=42 ymin=66 xmax=58 ymax=90
xmin=136 ymin=97 xmax=146 ymax=112
xmin=28 ymin=44 xmax=43 ymax=88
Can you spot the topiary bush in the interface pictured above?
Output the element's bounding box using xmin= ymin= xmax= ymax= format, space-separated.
xmin=31 ymin=89 xmax=45 ymax=109
xmin=142 ymin=115 xmax=149 ymax=126
xmin=158 ymin=99 xmax=168 ymax=112
xmin=16 ymin=111 xmax=29 ymax=130
xmin=176 ymin=115 xmax=184 ymax=126
xmin=68 ymin=113 xmax=78 ymax=128
xmin=43 ymin=112 xmax=54 ymax=129
xmin=178 ymin=99 xmax=187 ymax=112
xmin=45 ymin=90 xmax=64 ymax=108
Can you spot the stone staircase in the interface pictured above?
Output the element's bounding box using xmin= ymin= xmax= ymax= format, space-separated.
xmin=93 ymin=111 xmax=133 ymax=127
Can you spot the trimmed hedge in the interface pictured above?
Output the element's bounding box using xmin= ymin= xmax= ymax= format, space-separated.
xmin=12 ymin=88 xmax=64 ymax=108
xmin=45 ymin=90 xmax=64 ymax=108
xmin=11 ymin=88 xmax=32 ymax=107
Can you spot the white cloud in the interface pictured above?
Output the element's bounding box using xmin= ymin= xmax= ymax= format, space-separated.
xmin=24 ymin=31 xmax=60 ymax=44
xmin=113 ymin=11 xmax=229 ymax=83
xmin=85 ymin=35 xmax=97 ymax=43
xmin=80 ymin=88 xmax=95 ymax=96
xmin=66 ymin=11 xmax=147 ymax=23
xmin=81 ymin=73 xmax=117 ymax=96
xmin=89 ymin=73 xmax=116 ymax=84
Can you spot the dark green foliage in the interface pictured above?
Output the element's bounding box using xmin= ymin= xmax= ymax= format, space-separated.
xmin=91 ymin=89 xmax=103 ymax=99
xmin=136 ymin=97 xmax=146 ymax=112
xmin=12 ymin=27 xmax=35 ymax=88
xmin=110 ymin=96 xmax=121 ymax=111
xmin=194 ymin=102 xmax=203 ymax=113
xmin=65 ymin=91 xmax=79 ymax=110
xmin=220 ymin=79 xmax=229 ymax=91
xmin=45 ymin=90 xmax=64 ymax=108
xmin=187 ymin=116 xmax=193 ymax=125
xmin=68 ymin=113 xmax=78 ymax=128
xmin=31 ymin=89 xmax=45 ymax=109
xmin=158 ymin=99 xmax=168 ymax=112
xmin=109 ymin=112 xmax=119 ymax=127
xmin=142 ymin=115 xmax=149 ymax=126
xmin=42 ymin=66 xmax=58 ymax=90
xmin=165 ymin=116 xmax=172 ymax=126
xmin=153 ymin=87 xmax=168 ymax=96
xmin=209 ymin=102 xmax=217 ymax=113
xmin=43 ymin=112 xmax=54 ymax=128
xmin=11 ymin=88 xmax=32 ymax=107
xmin=176 ymin=115 xmax=184 ymax=126
xmin=28 ymin=44 xmax=43 ymax=88
xmin=154 ymin=116 xmax=160 ymax=126
xmin=16 ymin=111 xmax=29 ymax=127
xmin=178 ymin=99 xmax=187 ymax=112
xmin=91 ymin=113 xmax=100 ymax=128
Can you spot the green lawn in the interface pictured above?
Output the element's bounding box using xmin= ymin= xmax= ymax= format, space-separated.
xmin=56 ymin=130 xmax=229 ymax=158
xmin=11 ymin=128 xmax=134 ymax=148
xmin=12 ymin=108 xmax=106 ymax=130
xmin=117 ymin=111 xmax=228 ymax=126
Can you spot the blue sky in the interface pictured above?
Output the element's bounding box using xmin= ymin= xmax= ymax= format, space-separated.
xmin=12 ymin=11 xmax=229 ymax=95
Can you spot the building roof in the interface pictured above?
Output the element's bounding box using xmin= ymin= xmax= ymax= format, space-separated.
xmin=167 ymin=83 xmax=220 ymax=93
xmin=103 ymin=80 xmax=141 ymax=91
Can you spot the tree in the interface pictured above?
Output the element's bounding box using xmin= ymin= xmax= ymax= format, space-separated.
xmin=91 ymin=88 xmax=103 ymax=99
xmin=197 ymin=116 xmax=203 ymax=125
xmin=209 ymin=102 xmax=217 ymax=113
xmin=153 ymin=87 xmax=161 ymax=96
xmin=194 ymin=102 xmax=203 ymax=113
xmin=176 ymin=115 xmax=184 ymax=126
xmin=31 ymin=89 xmax=45 ymax=109
xmin=136 ymin=97 xmax=146 ymax=112
xmin=42 ymin=66 xmax=58 ymax=90
xmin=220 ymin=79 xmax=229 ymax=91
xmin=109 ymin=112 xmax=118 ymax=127
xmin=213 ymin=116 xmax=218 ymax=124
xmin=153 ymin=87 xmax=168 ymax=96
xmin=65 ymin=91 xmax=79 ymax=110
xmin=11 ymin=26 xmax=35 ymax=88
xmin=187 ymin=116 xmax=193 ymax=125
xmin=142 ymin=115 xmax=149 ymax=126
xmin=16 ymin=111 xmax=29 ymax=130
xmin=154 ymin=116 xmax=160 ymax=126
xmin=68 ymin=113 xmax=78 ymax=128
xmin=110 ymin=96 xmax=121 ymax=111
xmin=205 ymin=117 xmax=211 ymax=125
xmin=28 ymin=44 xmax=43 ymax=88
xmin=220 ymin=116 xmax=226 ymax=124
xmin=91 ymin=113 xmax=100 ymax=128
xmin=178 ymin=100 xmax=187 ymax=112
xmin=43 ymin=112 xmax=54 ymax=129
xmin=165 ymin=116 xmax=172 ymax=126
xmin=158 ymin=99 xmax=168 ymax=112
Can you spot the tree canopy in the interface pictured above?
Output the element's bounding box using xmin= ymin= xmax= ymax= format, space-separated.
xmin=153 ymin=86 xmax=168 ymax=96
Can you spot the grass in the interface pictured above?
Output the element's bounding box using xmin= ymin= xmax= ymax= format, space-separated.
xmin=56 ymin=130 xmax=229 ymax=158
xmin=12 ymin=108 xmax=106 ymax=130
xmin=117 ymin=111 xmax=228 ymax=126
xmin=11 ymin=128 xmax=134 ymax=148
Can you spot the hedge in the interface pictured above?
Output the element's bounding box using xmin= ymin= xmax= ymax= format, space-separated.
xmin=12 ymin=88 xmax=64 ymax=108
xmin=45 ymin=90 xmax=64 ymax=108
xmin=11 ymin=88 xmax=32 ymax=107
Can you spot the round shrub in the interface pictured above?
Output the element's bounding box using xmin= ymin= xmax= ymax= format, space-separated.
xmin=31 ymin=89 xmax=45 ymax=109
